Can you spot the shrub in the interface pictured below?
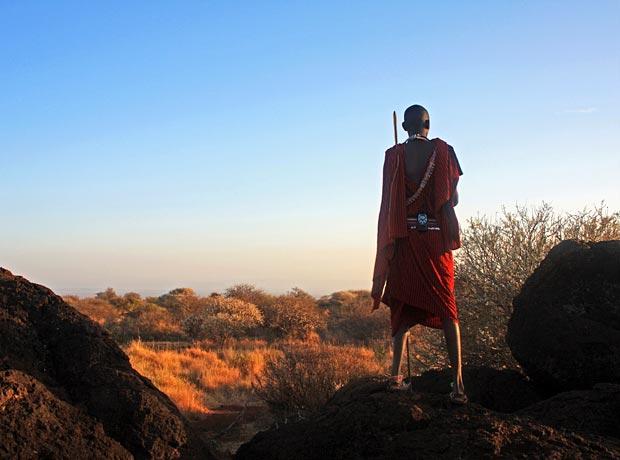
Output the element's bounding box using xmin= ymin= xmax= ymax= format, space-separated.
xmin=319 ymin=290 xmax=391 ymax=344
xmin=253 ymin=341 xmax=382 ymax=418
xmin=456 ymin=202 xmax=620 ymax=367
xmin=225 ymin=283 xmax=277 ymax=308
xmin=91 ymin=288 xmax=144 ymax=313
xmin=156 ymin=287 xmax=202 ymax=320
xmin=107 ymin=303 xmax=185 ymax=343
xmin=182 ymin=296 xmax=264 ymax=343
xmin=64 ymin=296 xmax=122 ymax=326
xmin=261 ymin=290 xmax=327 ymax=339
xmin=115 ymin=292 xmax=143 ymax=312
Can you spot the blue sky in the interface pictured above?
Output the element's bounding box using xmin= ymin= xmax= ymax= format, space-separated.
xmin=1 ymin=1 xmax=618 ymax=296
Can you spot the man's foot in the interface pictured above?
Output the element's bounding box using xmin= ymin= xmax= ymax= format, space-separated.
xmin=387 ymin=374 xmax=411 ymax=391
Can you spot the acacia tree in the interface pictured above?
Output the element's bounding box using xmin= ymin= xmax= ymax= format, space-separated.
xmin=95 ymin=287 xmax=119 ymax=303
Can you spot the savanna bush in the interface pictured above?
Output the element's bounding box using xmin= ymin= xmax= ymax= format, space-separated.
xmin=319 ymin=290 xmax=391 ymax=344
xmin=456 ymin=202 xmax=620 ymax=367
xmin=107 ymin=302 xmax=185 ymax=343
xmin=253 ymin=341 xmax=382 ymax=418
xmin=156 ymin=287 xmax=203 ymax=320
xmin=182 ymin=296 xmax=264 ymax=344
xmin=93 ymin=288 xmax=143 ymax=313
xmin=260 ymin=289 xmax=327 ymax=339
xmin=64 ymin=295 xmax=123 ymax=326
xmin=225 ymin=283 xmax=277 ymax=308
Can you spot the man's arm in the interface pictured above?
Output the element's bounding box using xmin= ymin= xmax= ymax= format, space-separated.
xmin=448 ymin=145 xmax=463 ymax=175
xmin=448 ymin=145 xmax=462 ymax=207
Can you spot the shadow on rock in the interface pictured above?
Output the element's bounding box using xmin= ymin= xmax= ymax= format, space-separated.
xmin=409 ymin=365 xmax=542 ymax=413
xmin=517 ymin=382 xmax=620 ymax=440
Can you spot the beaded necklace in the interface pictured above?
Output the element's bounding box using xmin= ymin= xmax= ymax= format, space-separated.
xmin=404 ymin=135 xmax=436 ymax=207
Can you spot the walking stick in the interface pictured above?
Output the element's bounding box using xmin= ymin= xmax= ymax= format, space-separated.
xmin=393 ymin=110 xmax=410 ymax=386
xmin=406 ymin=332 xmax=411 ymax=386
xmin=393 ymin=110 xmax=399 ymax=145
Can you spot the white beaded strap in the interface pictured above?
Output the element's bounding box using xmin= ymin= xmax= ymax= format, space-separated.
xmin=406 ymin=149 xmax=437 ymax=207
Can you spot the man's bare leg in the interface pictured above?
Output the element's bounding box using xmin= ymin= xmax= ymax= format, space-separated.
xmin=391 ymin=323 xmax=410 ymax=376
xmin=442 ymin=317 xmax=465 ymax=394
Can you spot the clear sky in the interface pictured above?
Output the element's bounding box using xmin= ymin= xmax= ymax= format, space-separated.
xmin=1 ymin=1 xmax=619 ymax=296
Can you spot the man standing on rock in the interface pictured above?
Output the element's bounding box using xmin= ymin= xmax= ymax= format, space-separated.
xmin=371 ymin=104 xmax=467 ymax=404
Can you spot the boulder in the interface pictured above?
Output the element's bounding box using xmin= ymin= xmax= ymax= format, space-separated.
xmin=517 ymin=382 xmax=620 ymax=439
xmin=410 ymin=365 xmax=542 ymax=413
xmin=235 ymin=376 xmax=620 ymax=459
xmin=507 ymin=240 xmax=620 ymax=393
xmin=0 ymin=370 xmax=131 ymax=459
xmin=0 ymin=268 xmax=216 ymax=460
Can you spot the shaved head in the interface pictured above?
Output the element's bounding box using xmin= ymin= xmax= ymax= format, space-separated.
xmin=402 ymin=105 xmax=430 ymax=135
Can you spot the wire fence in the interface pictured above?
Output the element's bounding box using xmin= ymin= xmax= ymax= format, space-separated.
xmin=136 ymin=340 xmax=193 ymax=351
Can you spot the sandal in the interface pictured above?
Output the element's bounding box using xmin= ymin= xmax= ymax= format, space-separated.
xmin=387 ymin=374 xmax=411 ymax=391
xmin=449 ymin=391 xmax=468 ymax=405
xmin=449 ymin=381 xmax=468 ymax=405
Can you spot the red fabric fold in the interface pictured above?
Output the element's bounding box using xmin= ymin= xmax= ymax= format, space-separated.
xmin=371 ymin=144 xmax=407 ymax=310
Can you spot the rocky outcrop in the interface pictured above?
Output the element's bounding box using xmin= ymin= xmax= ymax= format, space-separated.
xmin=238 ymin=239 xmax=620 ymax=459
xmin=517 ymin=382 xmax=620 ymax=440
xmin=235 ymin=376 xmax=620 ymax=459
xmin=409 ymin=365 xmax=542 ymax=413
xmin=0 ymin=370 xmax=131 ymax=459
xmin=507 ymin=240 xmax=620 ymax=393
xmin=0 ymin=268 xmax=216 ymax=459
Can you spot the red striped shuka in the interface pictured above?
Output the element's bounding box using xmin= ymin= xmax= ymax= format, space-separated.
xmin=371 ymin=138 xmax=463 ymax=336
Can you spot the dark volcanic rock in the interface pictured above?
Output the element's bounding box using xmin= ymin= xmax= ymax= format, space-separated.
xmin=0 ymin=370 xmax=131 ymax=459
xmin=236 ymin=376 xmax=620 ymax=460
xmin=506 ymin=240 xmax=620 ymax=393
xmin=410 ymin=365 xmax=542 ymax=413
xmin=0 ymin=268 xmax=216 ymax=460
xmin=518 ymin=382 xmax=620 ymax=439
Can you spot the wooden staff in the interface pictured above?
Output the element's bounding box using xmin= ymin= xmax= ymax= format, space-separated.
xmin=393 ymin=110 xmax=398 ymax=144
xmin=406 ymin=332 xmax=411 ymax=387
xmin=394 ymin=109 xmax=410 ymax=387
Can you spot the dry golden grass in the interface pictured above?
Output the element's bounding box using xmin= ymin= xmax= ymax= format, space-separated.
xmin=124 ymin=339 xmax=283 ymax=415
xmin=125 ymin=341 xmax=211 ymax=414
xmin=125 ymin=336 xmax=389 ymax=421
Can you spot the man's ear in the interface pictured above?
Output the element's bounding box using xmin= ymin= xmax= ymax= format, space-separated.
xmin=401 ymin=121 xmax=406 ymax=131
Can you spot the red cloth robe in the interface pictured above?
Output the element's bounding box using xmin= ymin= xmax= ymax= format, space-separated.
xmin=371 ymin=138 xmax=462 ymax=336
